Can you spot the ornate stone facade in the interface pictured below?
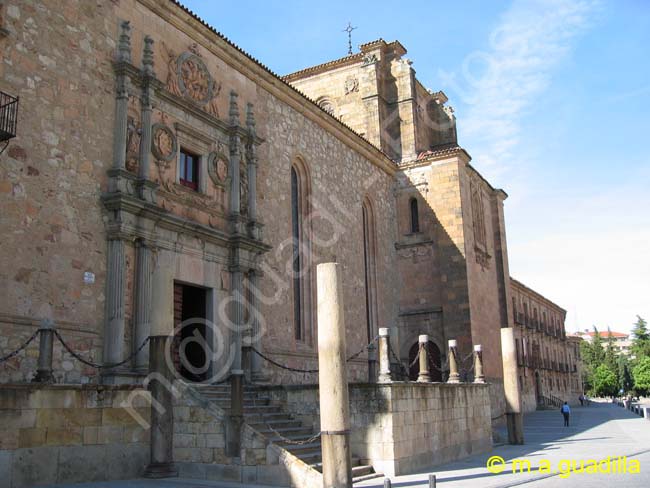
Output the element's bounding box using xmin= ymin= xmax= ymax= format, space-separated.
xmin=0 ymin=0 xmax=570 ymax=421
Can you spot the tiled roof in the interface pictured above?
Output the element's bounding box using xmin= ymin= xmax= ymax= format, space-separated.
xmin=416 ymin=144 xmax=463 ymax=160
xmin=585 ymin=331 xmax=629 ymax=338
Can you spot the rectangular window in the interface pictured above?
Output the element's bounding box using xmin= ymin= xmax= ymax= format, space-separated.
xmin=180 ymin=148 xmax=199 ymax=191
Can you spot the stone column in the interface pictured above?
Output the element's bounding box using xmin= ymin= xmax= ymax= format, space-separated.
xmin=134 ymin=241 xmax=153 ymax=371
xmin=144 ymin=264 xmax=177 ymax=478
xmin=103 ymin=239 xmax=126 ymax=368
xmin=229 ymin=91 xmax=241 ymax=233
xmin=137 ymin=35 xmax=156 ymax=202
xmin=33 ymin=319 xmax=54 ymax=383
xmin=226 ymin=261 xmax=245 ymax=457
xmin=447 ymin=339 xmax=460 ymax=384
xmin=473 ymin=345 xmax=485 ymax=383
xmin=113 ymin=20 xmax=131 ymax=171
xmin=248 ymin=270 xmax=266 ymax=383
xmin=246 ymin=103 xmax=259 ymax=240
xmin=501 ymin=327 xmax=524 ymax=444
xmin=377 ymin=327 xmax=392 ymax=383
xmin=417 ymin=334 xmax=431 ymax=383
xmin=317 ymin=263 xmax=353 ymax=488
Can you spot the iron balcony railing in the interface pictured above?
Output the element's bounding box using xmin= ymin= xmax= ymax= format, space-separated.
xmin=0 ymin=91 xmax=19 ymax=142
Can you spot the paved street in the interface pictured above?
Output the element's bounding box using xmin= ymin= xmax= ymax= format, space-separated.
xmin=358 ymin=400 xmax=650 ymax=488
xmin=43 ymin=401 xmax=650 ymax=488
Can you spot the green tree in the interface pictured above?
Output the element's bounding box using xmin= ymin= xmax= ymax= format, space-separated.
xmin=604 ymin=328 xmax=618 ymax=373
xmin=617 ymin=355 xmax=633 ymax=394
xmin=592 ymin=364 xmax=618 ymax=397
xmin=590 ymin=326 xmax=605 ymax=364
xmin=632 ymin=357 xmax=650 ymax=395
xmin=631 ymin=316 xmax=650 ymax=360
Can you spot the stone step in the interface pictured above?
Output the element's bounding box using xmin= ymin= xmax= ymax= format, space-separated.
xmin=249 ymin=418 xmax=303 ymax=430
xmin=353 ymin=471 xmax=383 ymax=483
xmin=295 ymin=451 xmax=322 ymax=464
xmin=282 ymin=441 xmax=321 ymax=453
xmin=258 ymin=425 xmax=314 ymax=438
xmin=244 ymin=412 xmax=295 ymax=422
xmin=210 ymin=397 xmax=270 ymax=407
xmin=310 ymin=458 xmax=363 ymax=473
xmin=352 ymin=465 xmax=374 ymax=477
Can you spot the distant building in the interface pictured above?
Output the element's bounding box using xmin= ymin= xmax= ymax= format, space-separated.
xmin=574 ymin=330 xmax=632 ymax=356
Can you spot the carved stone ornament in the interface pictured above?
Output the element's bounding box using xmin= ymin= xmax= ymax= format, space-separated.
xmin=207 ymin=151 xmax=229 ymax=187
xmin=151 ymin=123 xmax=177 ymax=162
xmin=344 ymin=76 xmax=359 ymax=95
xmin=177 ymin=51 xmax=216 ymax=105
xmin=362 ymin=53 xmax=378 ymax=65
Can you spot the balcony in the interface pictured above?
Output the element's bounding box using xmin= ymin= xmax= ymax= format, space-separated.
xmin=0 ymin=91 xmax=19 ymax=142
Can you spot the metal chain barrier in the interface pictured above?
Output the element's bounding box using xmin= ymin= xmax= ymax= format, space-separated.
xmin=0 ymin=329 xmax=39 ymax=363
xmin=53 ymin=330 xmax=149 ymax=370
xmin=250 ymin=335 xmax=380 ymax=375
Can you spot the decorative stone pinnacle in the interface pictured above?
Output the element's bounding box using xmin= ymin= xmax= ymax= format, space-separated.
xmin=142 ymin=35 xmax=154 ymax=75
xmin=246 ymin=103 xmax=256 ymax=136
xmin=118 ymin=21 xmax=132 ymax=63
xmin=229 ymin=90 xmax=239 ymax=126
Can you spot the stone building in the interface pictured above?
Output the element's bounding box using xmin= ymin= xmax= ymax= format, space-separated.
xmin=510 ymin=279 xmax=582 ymax=411
xmin=0 ymin=0 xmax=572 ymax=485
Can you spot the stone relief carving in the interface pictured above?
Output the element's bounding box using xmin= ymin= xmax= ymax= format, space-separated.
xmin=162 ymin=43 xmax=182 ymax=97
xmin=362 ymin=53 xmax=378 ymax=65
xmin=240 ymin=157 xmax=248 ymax=217
xmin=177 ymin=51 xmax=215 ymax=104
xmin=207 ymin=145 xmax=229 ymax=187
xmin=151 ymin=120 xmax=177 ymax=187
xmin=344 ymin=76 xmax=359 ymax=94
xmin=125 ymin=116 xmax=141 ymax=173
xmin=163 ymin=43 xmax=223 ymax=117
xmin=151 ymin=123 xmax=177 ymax=162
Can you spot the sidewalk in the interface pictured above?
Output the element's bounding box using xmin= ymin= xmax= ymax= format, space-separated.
xmin=357 ymin=401 xmax=650 ymax=487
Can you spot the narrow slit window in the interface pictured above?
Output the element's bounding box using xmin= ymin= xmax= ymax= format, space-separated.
xmin=409 ymin=197 xmax=420 ymax=233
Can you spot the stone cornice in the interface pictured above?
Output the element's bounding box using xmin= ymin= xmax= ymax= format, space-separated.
xmin=511 ymin=277 xmax=567 ymax=315
xmin=137 ymin=0 xmax=397 ymax=176
xmin=101 ymin=191 xmax=271 ymax=255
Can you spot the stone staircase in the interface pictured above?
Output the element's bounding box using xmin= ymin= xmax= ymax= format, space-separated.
xmin=198 ymin=384 xmax=383 ymax=484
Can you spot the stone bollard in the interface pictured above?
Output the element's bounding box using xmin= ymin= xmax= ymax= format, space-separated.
xmin=383 ymin=478 xmax=392 ymax=488
xmin=317 ymin=263 xmax=353 ymax=488
xmin=428 ymin=474 xmax=437 ymax=488
xmin=144 ymin=335 xmax=178 ymax=478
xmin=417 ymin=334 xmax=431 ymax=383
xmin=501 ymin=327 xmax=524 ymax=445
xmin=447 ymin=339 xmax=460 ymax=384
xmin=33 ymin=318 xmax=55 ymax=383
xmin=144 ymin=265 xmax=178 ymax=478
xmin=473 ymin=345 xmax=485 ymax=383
xmin=367 ymin=342 xmax=377 ymax=383
xmin=378 ymin=327 xmax=392 ymax=384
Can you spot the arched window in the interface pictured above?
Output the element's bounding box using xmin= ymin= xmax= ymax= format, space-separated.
xmin=409 ymin=197 xmax=420 ymax=233
xmin=291 ymin=166 xmax=302 ymax=340
xmin=290 ymin=159 xmax=312 ymax=343
xmin=362 ymin=198 xmax=378 ymax=356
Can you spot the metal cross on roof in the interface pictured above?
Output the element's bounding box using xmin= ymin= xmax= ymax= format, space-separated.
xmin=342 ymin=22 xmax=357 ymax=55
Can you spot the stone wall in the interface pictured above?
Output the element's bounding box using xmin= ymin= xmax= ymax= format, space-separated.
xmin=0 ymin=384 xmax=150 ymax=488
xmin=262 ymin=382 xmax=492 ymax=477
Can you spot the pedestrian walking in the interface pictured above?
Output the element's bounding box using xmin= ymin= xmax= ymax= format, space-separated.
xmin=561 ymin=401 xmax=571 ymax=426
xmin=579 ymin=394 xmax=584 ymax=406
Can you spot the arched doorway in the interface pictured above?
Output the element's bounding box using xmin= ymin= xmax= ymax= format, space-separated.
xmin=408 ymin=340 xmax=442 ymax=382
xmin=535 ymin=371 xmax=542 ymax=404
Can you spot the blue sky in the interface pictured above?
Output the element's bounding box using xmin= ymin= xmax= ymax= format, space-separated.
xmin=181 ymin=0 xmax=650 ymax=333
